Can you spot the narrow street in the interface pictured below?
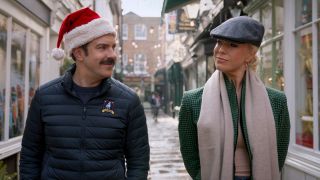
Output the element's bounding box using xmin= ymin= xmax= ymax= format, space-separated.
xmin=145 ymin=106 xmax=191 ymax=180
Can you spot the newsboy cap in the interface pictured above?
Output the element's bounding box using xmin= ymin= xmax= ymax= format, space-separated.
xmin=210 ymin=16 xmax=265 ymax=47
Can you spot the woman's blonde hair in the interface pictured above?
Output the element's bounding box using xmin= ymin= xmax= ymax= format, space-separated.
xmin=248 ymin=45 xmax=259 ymax=71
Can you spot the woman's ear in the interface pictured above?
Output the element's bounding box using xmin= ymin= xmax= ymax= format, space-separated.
xmin=247 ymin=45 xmax=258 ymax=62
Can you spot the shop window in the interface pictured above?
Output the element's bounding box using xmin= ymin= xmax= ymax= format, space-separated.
xmin=259 ymin=44 xmax=272 ymax=87
xmin=259 ymin=40 xmax=284 ymax=90
xmin=274 ymin=40 xmax=284 ymax=90
xmin=261 ymin=3 xmax=272 ymax=40
xmin=275 ymin=0 xmax=284 ymax=36
xmin=261 ymin=0 xmax=284 ymax=39
xmin=253 ymin=0 xmax=284 ymax=91
xmin=293 ymin=0 xmax=320 ymax=154
xmin=10 ymin=22 xmax=26 ymax=138
xmin=296 ymin=0 xmax=312 ymax=26
xmin=29 ymin=32 xmax=40 ymax=105
xmin=0 ymin=14 xmax=7 ymax=141
xmin=295 ymin=26 xmax=313 ymax=149
xmin=260 ymin=40 xmax=284 ymax=90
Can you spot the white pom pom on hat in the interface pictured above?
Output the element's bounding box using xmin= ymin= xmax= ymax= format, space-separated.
xmin=51 ymin=7 xmax=116 ymax=61
xmin=51 ymin=48 xmax=65 ymax=61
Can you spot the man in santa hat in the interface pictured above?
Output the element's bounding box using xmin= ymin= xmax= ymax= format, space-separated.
xmin=20 ymin=7 xmax=150 ymax=179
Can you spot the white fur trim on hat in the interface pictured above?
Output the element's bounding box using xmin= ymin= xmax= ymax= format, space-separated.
xmin=64 ymin=18 xmax=116 ymax=55
xmin=51 ymin=48 xmax=65 ymax=61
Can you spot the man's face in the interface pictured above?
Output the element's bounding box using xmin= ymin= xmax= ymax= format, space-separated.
xmin=75 ymin=34 xmax=117 ymax=80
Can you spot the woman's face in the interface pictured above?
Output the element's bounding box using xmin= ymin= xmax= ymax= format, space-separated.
xmin=213 ymin=39 xmax=255 ymax=76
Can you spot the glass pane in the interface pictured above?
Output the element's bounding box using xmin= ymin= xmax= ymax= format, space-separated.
xmin=134 ymin=24 xmax=146 ymax=40
xmin=275 ymin=0 xmax=284 ymax=35
xmin=126 ymin=57 xmax=134 ymax=75
xmin=207 ymin=56 xmax=215 ymax=79
xmin=318 ymin=0 xmax=320 ymax=18
xmin=122 ymin=24 xmax=128 ymax=40
xmin=296 ymin=0 xmax=312 ymax=26
xmin=251 ymin=10 xmax=260 ymax=22
xmin=273 ymin=40 xmax=284 ymax=90
xmin=197 ymin=60 xmax=206 ymax=87
xmin=0 ymin=14 xmax=7 ymax=141
xmin=29 ymin=32 xmax=40 ymax=105
xmin=296 ymin=27 xmax=313 ymax=148
xmin=10 ymin=22 xmax=26 ymax=138
xmin=318 ymin=23 xmax=320 ymax=150
xmin=259 ymin=44 xmax=273 ymax=88
xmin=261 ymin=2 xmax=272 ymax=40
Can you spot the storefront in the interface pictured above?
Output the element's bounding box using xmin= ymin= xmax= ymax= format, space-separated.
xmin=166 ymin=62 xmax=184 ymax=117
xmin=0 ymin=0 xmax=59 ymax=175
xmin=245 ymin=0 xmax=320 ymax=178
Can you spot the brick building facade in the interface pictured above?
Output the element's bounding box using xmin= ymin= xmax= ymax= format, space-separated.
xmin=122 ymin=12 xmax=164 ymax=101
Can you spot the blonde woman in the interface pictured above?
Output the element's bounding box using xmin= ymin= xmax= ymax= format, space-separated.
xmin=178 ymin=16 xmax=290 ymax=180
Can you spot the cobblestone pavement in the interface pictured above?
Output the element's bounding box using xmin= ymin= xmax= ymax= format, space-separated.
xmin=146 ymin=109 xmax=191 ymax=180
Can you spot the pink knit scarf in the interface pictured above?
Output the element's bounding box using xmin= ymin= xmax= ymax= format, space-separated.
xmin=197 ymin=70 xmax=280 ymax=180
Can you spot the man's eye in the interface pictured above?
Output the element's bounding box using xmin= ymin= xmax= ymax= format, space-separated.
xmin=230 ymin=43 xmax=238 ymax=47
xmin=98 ymin=45 xmax=107 ymax=49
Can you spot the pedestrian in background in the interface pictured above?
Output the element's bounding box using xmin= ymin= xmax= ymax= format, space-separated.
xmin=150 ymin=92 xmax=161 ymax=121
xmin=20 ymin=7 xmax=149 ymax=179
xmin=178 ymin=16 xmax=290 ymax=180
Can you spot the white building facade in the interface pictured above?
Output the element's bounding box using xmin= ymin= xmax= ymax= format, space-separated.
xmin=243 ymin=0 xmax=320 ymax=178
xmin=0 ymin=0 xmax=121 ymax=175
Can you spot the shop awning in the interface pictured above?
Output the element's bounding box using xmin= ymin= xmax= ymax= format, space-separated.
xmin=162 ymin=0 xmax=198 ymax=13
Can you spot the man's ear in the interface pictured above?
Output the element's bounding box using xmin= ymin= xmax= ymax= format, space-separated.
xmin=72 ymin=47 xmax=84 ymax=61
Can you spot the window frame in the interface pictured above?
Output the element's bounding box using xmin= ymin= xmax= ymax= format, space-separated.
xmin=282 ymin=0 xmax=320 ymax=177
xmin=122 ymin=24 xmax=128 ymax=40
xmin=134 ymin=24 xmax=147 ymax=40
xmin=122 ymin=54 xmax=128 ymax=74
xmin=133 ymin=53 xmax=147 ymax=75
xmin=291 ymin=0 xmax=319 ymax=153
xmin=253 ymin=1 xmax=285 ymax=91
xmin=0 ymin=13 xmax=43 ymax=158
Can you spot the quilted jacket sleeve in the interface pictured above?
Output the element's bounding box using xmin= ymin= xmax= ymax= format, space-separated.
xmin=277 ymin=93 xmax=290 ymax=170
xmin=20 ymin=89 xmax=44 ymax=179
xmin=125 ymin=95 xmax=150 ymax=180
xmin=267 ymin=88 xmax=291 ymax=171
xmin=178 ymin=92 xmax=201 ymax=180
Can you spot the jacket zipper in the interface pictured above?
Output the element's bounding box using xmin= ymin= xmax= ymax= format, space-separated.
xmin=80 ymin=105 xmax=87 ymax=179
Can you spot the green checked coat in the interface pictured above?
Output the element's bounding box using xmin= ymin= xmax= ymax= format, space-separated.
xmin=178 ymin=78 xmax=290 ymax=180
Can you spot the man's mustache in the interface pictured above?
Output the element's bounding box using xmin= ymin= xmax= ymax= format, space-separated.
xmin=100 ymin=58 xmax=116 ymax=65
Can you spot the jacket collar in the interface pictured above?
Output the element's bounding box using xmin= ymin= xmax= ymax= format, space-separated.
xmin=61 ymin=63 xmax=112 ymax=96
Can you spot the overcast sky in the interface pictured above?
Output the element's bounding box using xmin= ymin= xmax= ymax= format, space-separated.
xmin=122 ymin=0 xmax=164 ymax=17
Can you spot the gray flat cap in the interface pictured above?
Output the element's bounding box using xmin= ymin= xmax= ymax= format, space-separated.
xmin=210 ymin=16 xmax=265 ymax=47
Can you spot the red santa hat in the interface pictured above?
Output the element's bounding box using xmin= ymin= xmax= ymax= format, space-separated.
xmin=51 ymin=7 xmax=116 ymax=60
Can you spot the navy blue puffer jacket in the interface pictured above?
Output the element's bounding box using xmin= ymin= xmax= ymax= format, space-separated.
xmin=20 ymin=65 xmax=150 ymax=180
